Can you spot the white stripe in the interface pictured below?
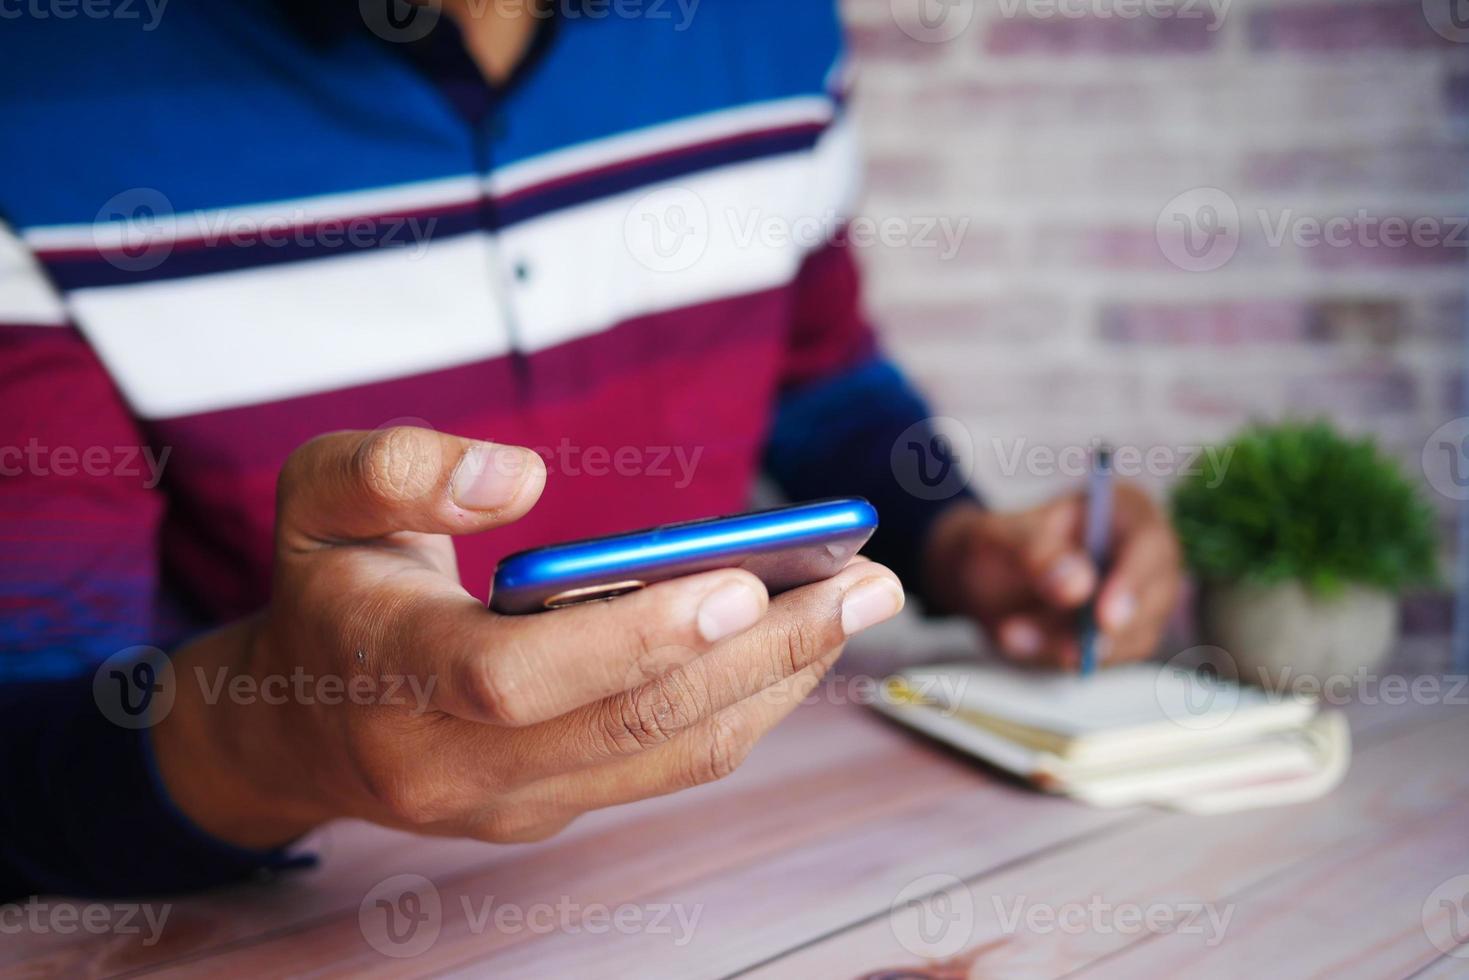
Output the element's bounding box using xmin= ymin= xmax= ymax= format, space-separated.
xmin=68 ymin=237 xmax=514 ymax=419
xmin=502 ymin=166 xmax=806 ymax=354
xmin=486 ymin=95 xmax=836 ymax=198
xmin=0 ymin=223 xmax=68 ymax=325
xmin=503 ymin=115 xmax=859 ymax=353
xmin=61 ymin=113 xmax=859 ymax=419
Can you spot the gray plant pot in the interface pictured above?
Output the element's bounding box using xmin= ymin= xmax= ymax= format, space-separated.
xmin=1200 ymin=580 xmax=1399 ymax=691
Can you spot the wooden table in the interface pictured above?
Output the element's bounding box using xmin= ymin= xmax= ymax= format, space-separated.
xmin=6 ymin=633 xmax=1467 ymax=979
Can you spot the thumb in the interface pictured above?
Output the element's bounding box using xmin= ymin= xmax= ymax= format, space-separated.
xmin=276 ymin=426 xmax=545 ymax=549
xmin=1013 ymin=495 xmax=1094 ymax=608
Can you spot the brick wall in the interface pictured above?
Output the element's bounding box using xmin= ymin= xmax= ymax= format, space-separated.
xmin=843 ymin=0 xmax=1468 ymax=589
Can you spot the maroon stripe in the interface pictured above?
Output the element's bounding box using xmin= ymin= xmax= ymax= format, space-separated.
xmin=154 ymin=290 xmax=793 ymax=613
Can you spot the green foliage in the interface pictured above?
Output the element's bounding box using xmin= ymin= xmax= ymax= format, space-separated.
xmin=1171 ymin=421 xmax=1439 ymax=595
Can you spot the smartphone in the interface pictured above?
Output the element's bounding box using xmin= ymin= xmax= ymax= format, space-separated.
xmin=489 ymin=497 xmax=878 ymax=614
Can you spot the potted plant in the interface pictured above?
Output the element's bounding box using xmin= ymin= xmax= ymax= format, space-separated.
xmin=1171 ymin=421 xmax=1439 ymax=690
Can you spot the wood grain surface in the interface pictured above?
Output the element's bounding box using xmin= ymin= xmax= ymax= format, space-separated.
xmin=4 ymin=638 xmax=1464 ymax=980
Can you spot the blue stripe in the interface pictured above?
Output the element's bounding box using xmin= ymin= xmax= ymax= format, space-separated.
xmin=0 ymin=0 xmax=844 ymax=228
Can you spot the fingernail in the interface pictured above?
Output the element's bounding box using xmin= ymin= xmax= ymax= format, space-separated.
xmin=1103 ymin=591 xmax=1137 ymax=630
xmin=1047 ymin=554 xmax=1094 ymax=602
xmin=451 ymin=443 xmax=533 ymax=511
xmin=1002 ymin=620 xmax=1043 ymax=659
xmin=696 ymin=582 xmax=764 ymax=643
xmin=841 ymin=578 xmax=905 ymax=636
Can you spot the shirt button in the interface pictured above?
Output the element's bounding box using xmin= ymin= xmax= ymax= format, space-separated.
xmin=513 ymin=260 xmax=531 ymax=283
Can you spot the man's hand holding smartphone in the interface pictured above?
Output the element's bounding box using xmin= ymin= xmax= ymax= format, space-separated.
xmin=150 ymin=427 xmax=906 ymax=852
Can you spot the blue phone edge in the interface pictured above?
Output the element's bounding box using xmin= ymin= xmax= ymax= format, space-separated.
xmin=492 ymin=497 xmax=877 ymax=595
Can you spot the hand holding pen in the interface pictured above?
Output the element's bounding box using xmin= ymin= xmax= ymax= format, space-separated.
xmin=921 ymin=448 xmax=1185 ymax=671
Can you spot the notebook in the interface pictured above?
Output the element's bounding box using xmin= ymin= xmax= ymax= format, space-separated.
xmin=873 ymin=662 xmax=1349 ymax=813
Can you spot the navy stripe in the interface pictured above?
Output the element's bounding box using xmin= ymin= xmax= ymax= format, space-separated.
xmin=493 ymin=123 xmax=825 ymax=229
xmin=43 ymin=206 xmax=485 ymax=291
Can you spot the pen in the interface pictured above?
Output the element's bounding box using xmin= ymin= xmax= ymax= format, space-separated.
xmin=1079 ymin=445 xmax=1113 ymax=677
